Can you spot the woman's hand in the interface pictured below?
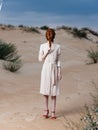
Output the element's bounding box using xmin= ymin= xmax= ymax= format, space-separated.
xmin=43 ymin=48 xmax=51 ymax=60
xmin=47 ymin=48 xmax=51 ymax=54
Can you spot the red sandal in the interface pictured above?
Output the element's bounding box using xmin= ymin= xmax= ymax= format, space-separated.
xmin=51 ymin=111 xmax=56 ymax=119
xmin=43 ymin=110 xmax=49 ymax=118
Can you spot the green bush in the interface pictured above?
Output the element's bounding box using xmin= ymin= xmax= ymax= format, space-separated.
xmin=0 ymin=39 xmax=22 ymax=72
xmin=87 ymin=47 xmax=98 ymax=63
xmin=40 ymin=25 xmax=49 ymax=30
xmin=0 ymin=24 xmax=15 ymax=30
xmin=60 ymin=25 xmax=72 ymax=30
xmin=3 ymin=60 xmax=22 ymax=72
xmin=81 ymin=84 xmax=98 ymax=130
xmin=2 ymin=54 xmax=22 ymax=72
xmin=81 ymin=105 xmax=98 ymax=130
xmin=18 ymin=24 xmax=25 ymax=28
xmin=81 ymin=28 xmax=98 ymax=37
xmin=23 ymin=26 xmax=40 ymax=33
xmin=5 ymin=53 xmax=21 ymax=62
xmin=7 ymin=24 xmax=15 ymax=29
xmin=72 ymin=28 xmax=87 ymax=39
xmin=0 ymin=40 xmax=17 ymax=60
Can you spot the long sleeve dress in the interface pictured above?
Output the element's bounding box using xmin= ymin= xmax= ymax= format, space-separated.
xmin=39 ymin=42 xmax=61 ymax=96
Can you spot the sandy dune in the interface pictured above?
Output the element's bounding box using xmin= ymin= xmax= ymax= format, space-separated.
xmin=0 ymin=28 xmax=98 ymax=130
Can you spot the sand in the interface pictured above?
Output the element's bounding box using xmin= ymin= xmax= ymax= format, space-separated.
xmin=0 ymin=27 xmax=98 ymax=130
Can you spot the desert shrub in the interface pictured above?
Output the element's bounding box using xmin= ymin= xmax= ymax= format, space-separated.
xmin=0 ymin=24 xmax=15 ymax=30
xmin=81 ymin=83 xmax=98 ymax=130
xmin=0 ymin=39 xmax=22 ymax=72
xmin=7 ymin=24 xmax=15 ymax=29
xmin=30 ymin=27 xmax=40 ymax=33
xmin=87 ymin=47 xmax=98 ymax=63
xmin=91 ymin=83 xmax=98 ymax=114
xmin=81 ymin=28 xmax=98 ymax=37
xmin=89 ymin=30 xmax=98 ymax=37
xmin=3 ymin=53 xmax=22 ymax=72
xmin=0 ymin=40 xmax=17 ymax=60
xmin=72 ymin=28 xmax=87 ymax=39
xmin=18 ymin=24 xmax=24 ymax=28
xmin=0 ymin=25 xmax=6 ymax=30
xmin=56 ymin=26 xmax=73 ymax=32
xmin=40 ymin=25 xmax=49 ymax=30
xmin=3 ymin=60 xmax=22 ymax=72
xmin=23 ymin=26 xmax=40 ymax=33
xmin=60 ymin=25 xmax=72 ymax=30
xmin=81 ymin=105 xmax=98 ymax=130
xmin=81 ymin=27 xmax=90 ymax=31
xmin=5 ymin=53 xmax=21 ymax=62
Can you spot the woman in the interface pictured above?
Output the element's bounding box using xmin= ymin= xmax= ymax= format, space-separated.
xmin=39 ymin=28 xmax=62 ymax=119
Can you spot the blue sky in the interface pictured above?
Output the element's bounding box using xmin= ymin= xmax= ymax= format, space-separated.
xmin=0 ymin=0 xmax=98 ymax=30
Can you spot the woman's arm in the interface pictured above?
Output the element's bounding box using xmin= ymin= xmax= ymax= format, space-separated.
xmin=57 ymin=45 xmax=62 ymax=80
xmin=57 ymin=66 xmax=62 ymax=80
xmin=38 ymin=45 xmax=50 ymax=62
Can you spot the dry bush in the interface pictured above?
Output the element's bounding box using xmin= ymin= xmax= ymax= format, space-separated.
xmin=87 ymin=47 xmax=98 ymax=64
xmin=0 ymin=39 xmax=22 ymax=72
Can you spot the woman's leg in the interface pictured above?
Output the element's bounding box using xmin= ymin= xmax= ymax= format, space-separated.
xmin=43 ymin=95 xmax=49 ymax=116
xmin=51 ymin=96 xmax=56 ymax=118
xmin=43 ymin=95 xmax=49 ymax=110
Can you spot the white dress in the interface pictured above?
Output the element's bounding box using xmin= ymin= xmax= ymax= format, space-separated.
xmin=39 ymin=42 xmax=61 ymax=96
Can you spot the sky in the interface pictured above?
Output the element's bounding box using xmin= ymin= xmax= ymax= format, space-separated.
xmin=0 ymin=0 xmax=98 ymax=30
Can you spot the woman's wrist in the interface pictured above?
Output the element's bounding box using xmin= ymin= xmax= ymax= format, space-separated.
xmin=43 ymin=51 xmax=49 ymax=60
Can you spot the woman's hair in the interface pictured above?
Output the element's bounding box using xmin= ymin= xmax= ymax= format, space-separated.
xmin=46 ymin=28 xmax=56 ymax=48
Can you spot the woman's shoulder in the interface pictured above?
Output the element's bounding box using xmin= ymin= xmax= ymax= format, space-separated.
xmin=54 ymin=43 xmax=60 ymax=48
xmin=39 ymin=43 xmax=47 ymax=49
xmin=40 ymin=42 xmax=47 ymax=46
